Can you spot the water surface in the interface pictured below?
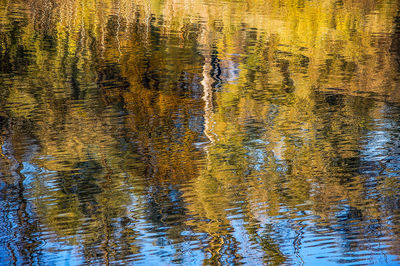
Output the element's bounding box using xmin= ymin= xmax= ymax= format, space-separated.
xmin=1 ymin=0 xmax=400 ymax=265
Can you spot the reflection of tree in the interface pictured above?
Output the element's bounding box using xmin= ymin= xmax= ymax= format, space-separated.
xmin=0 ymin=119 xmax=43 ymax=265
xmin=1 ymin=0 xmax=400 ymax=264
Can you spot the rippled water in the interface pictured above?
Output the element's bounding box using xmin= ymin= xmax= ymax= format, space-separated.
xmin=1 ymin=0 xmax=400 ymax=265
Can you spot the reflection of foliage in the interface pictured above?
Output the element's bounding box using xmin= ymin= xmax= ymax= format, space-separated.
xmin=1 ymin=0 xmax=400 ymax=264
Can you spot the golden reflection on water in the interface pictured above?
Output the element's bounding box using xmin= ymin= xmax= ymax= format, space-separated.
xmin=1 ymin=0 xmax=400 ymax=264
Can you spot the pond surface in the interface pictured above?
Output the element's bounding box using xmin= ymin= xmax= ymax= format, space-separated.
xmin=1 ymin=0 xmax=400 ymax=265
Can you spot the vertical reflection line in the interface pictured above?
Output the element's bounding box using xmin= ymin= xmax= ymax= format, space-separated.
xmin=6 ymin=242 xmax=17 ymax=266
xmin=8 ymin=136 xmax=34 ymax=265
xmin=80 ymin=0 xmax=85 ymax=49
xmin=145 ymin=2 xmax=151 ymax=43
xmin=16 ymin=162 xmax=31 ymax=265
xmin=116 ymin=0 xmax=121 ymax=62
xmin=99 ymin=1 xmax=105 ymax=59
xmin=201 ymin=55 xmax=214 ymax=144
xmin=3 ymin=181 xmax=17 ymax=266
xmin=293 ymin=221 xmax=305 ymax=266
xmin=201 ymin=52 xmax=215 ymax=172
xmin=4 ymin=136 xmax=21 ymax=266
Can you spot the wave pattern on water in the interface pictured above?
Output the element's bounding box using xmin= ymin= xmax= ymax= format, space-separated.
xmin=1 ymin=0 xmax=400 ymax=265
